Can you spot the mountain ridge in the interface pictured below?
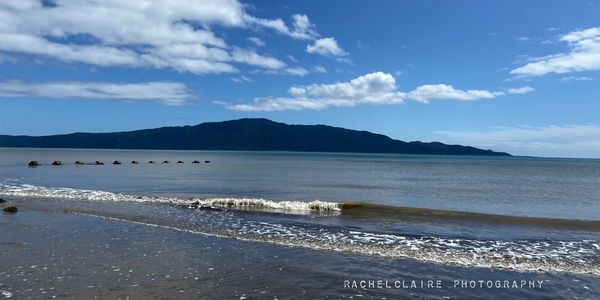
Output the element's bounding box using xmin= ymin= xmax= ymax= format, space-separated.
xmin=0 ymin=118 xmax=510 ymax=156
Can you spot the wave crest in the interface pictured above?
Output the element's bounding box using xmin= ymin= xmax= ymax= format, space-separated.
xmin=0 ymin=183 xmax=340 ymax=213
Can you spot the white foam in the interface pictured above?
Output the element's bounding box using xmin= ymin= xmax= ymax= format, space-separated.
xmin=195 ymin=198 xmax=340 ymax=211
xmin=0 ymin=183 xmax=340 ymax=212
xmin=0 ymin=290 xmax=12 ymax=299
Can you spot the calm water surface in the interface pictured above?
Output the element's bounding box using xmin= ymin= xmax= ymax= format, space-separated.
xmin=1 ymin=148 xmax=599 ymax=299
xmin=1 ymin=148 xmax=600 ymax=219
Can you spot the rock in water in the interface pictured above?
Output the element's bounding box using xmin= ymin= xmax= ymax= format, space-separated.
xmin=52 ymin=161 xmax=62 ymax=166
xmin=3 ymin=206 xmax=17 ymax=213
xmin=0 ymin=198 xmax=6 ymax=203
xmin=192 ymin=160 xmax=200 ymax=164
xmin=131 ymin=161 xmax=139 ymax=164
xmin=113 ymin=160 xmax=122 ymax=165
xmin=163 ymin=160 xmax=170 ymax=163
xmin=75 ymin=161 xmax=84 ymax=165
xmin=28 ymin=161 xmax=40 ymax=167
xmin=177 ymin=160 xmax=184 ymax=163
xmin=95 ymin=161 xmax=104 ymax=165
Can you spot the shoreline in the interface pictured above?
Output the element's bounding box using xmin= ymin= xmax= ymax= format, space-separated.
xmin=1 ymin=207 xmax=599 ymax=299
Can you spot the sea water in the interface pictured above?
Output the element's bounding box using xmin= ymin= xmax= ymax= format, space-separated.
xmin=1 ymin=148 xmax=599 ymax=298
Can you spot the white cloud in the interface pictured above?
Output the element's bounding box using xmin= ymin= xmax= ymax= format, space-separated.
xmin=355 ymin=40 xmax=369 ymax=49
xmin=312 ymin=65 xmax=327 ymax=73
xmin=231 ymin=48 xmax=286 ymax=69
xmin=231 ymin=75 xmax=253 ymax=83
xmin=222 ymin=72 xmax=404 ymax=111
xmin=0 ymin=1 xmax=336 ymax=74
xmin=0 ymin=32 xmax=144 ymax=67
xmin=511 ymin=27 xmax=600 ymax=76
xmin=247 ymin=13 xmax=318 ymax=40
xmin=436 ymin=124 xmax=600 ymax=158
xmin=0 ymin=80 xmax=191 ymax=105
xmin=286 ymin=55 xmax=299 ymax=63
xmin=306 ymin=37 xmax=347 ymax=57
xmin=290 ymin=14 xmax=318 ymax=40
xmin=219 ymin=72 xmax=533 ymax=112
xmin=285 ymin=66 xmax=309 ymax=76
xmin=506 ymin=86 xmax=535 ymax=94
xmin=560 ymin=76 xmax=593 ymax=82
xmin=247 ymin=36 xmax=265 ymax=47
xmin=407 ymin=84 xmax=503 ymax=103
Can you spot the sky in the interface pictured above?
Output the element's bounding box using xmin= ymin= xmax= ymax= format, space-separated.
xmin=0 ymin=0 xmax=599 ymax=158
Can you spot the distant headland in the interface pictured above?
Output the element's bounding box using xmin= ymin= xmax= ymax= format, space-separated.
xmin=0 ymin=118 xmax=510 ymax=156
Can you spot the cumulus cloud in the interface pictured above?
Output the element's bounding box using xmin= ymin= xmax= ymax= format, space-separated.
xmin=0 ymin=80 xmax=191 ymax=105
xmin=223 ymin=72 xmax=404 ymax=111
xmin=0 ymin=1 xmax=335 ymax=74
xmin=407 ymin=84 xmax=503 ymax=103
xmin=219 ymin=72 xmax=533 ymax=112
xmin=289 ymin=14 xmax=319 ymax=40
xmin=436 ymin=124 xmax=600 ymax=158
xmin=510 ymin=27 xmax=600 ymax=77
xmin=306 ymin=37 xmax=347 ymax=57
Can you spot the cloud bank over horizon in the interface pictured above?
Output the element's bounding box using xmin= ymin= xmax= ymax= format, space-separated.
xmin=220 ymin=72 xmax=534 ymax=111
xmin=436 ymin=124 xmax=600 ymax=158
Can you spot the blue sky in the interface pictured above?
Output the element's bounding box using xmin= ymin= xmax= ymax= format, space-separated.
xmin=1 ymin=0 xmax=599 ymax=158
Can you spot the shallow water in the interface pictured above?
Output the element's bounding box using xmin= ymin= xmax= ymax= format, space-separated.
xmin=1 ymin=209 xmax=599 ymax=299
xmin=1 ymin=148 xmax=600 ymax=298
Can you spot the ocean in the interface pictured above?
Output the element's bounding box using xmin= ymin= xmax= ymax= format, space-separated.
xmin=1 ymin=148 xmax=599 ymax=299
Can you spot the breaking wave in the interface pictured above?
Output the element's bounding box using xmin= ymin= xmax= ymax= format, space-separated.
xmin=0 ymin=183 xmax=340 ymax=213
xmin=2 ymin=183 xmax=600 ymax=230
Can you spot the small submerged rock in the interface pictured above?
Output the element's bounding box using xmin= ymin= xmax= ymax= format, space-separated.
xmin=0 ymin=198 xmax=6 ymax=203
xmin=177 ymin=160 xmax=184 ymax=163
xmin=75 ymin=161 xmax=84 ymax=165
xmin=3 ymin=206 xmax=18 ymax=213
xmin=131 ymin=160 xmax=139 ymax=164
xmin=192 ymin=160 xmax=200 ymax=164
xmin=113 ymin=160 xmax=122 ymax=165
xmin=95 ymin=161 xmax=104 ymax=165
xmin=149 ymin=161 xmax=155 ymax=164
xmin=163 ymin=160 xmax=170 ymax=164
xmin=28 ymin=161 xmax=40 ymax=167
xmin=204 ymin=160 xmax=210 ymax=163
xmin=51 ymin=161 xmax=62 ymax=166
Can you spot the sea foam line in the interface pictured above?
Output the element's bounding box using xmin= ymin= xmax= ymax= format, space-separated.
xmin=0 ymin=183 xmax=341 ymax=212
xmin=61 ymin=211 xmax=600 ymax=277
